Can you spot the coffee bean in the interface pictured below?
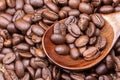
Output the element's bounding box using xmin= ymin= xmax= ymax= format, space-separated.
xmin=102 ymin=0 xmax=113 ymax=5
xmin=30 ymin=0 xmax=43 ymax=7
xmin=0 ymin=71 xmax=4 ymax=80
xmin=52 ymin=66 xmax=61 ymax=80
xmin=70 ymin=73 xmax=85 ymax=80
xmin=5 ymin=8 xmax=16 ymax=15
xmin=0 ymin=13 xmax=12 ymax=22
xmin=3 ymin=52 xmax=16 ymax=64
xmin=27 ymin=66 xmax=35 ymax=79
xmin=79 ymin=3 xmax=93 ymax=14
xmin=0 ymin=16 xmax=10 ymax=28
xmin=42 ymin=67 xmax=52 ymax=80
xmin=55 ymin=44 xmax=70 ymax=55
xmin=23 ymin=4 xmax=35 ymax=14
xmin=68 ymin=9 xmax=80 ymax=17
xmin=0 ymin=36 xmax=4 ymax=51
xmin=15 ymin=43 xmax=30 ymax=51
xmin=99 ymin=5 xmax=114 ymax=14
xmin=7 ymin=23 xmax=18 ymax=33
xmin=7 ymin=70 xmax=19 ymax=80
xmin=0 ymin=0 xmax=6 ymax=11
xmin=58 ymin=0 xmax=68 ymax=5
xmin=65 ymin=16 xmax=77 ymax=26
xmin=61 ymin=73 xmax=71 ymax=80
xmin=68 ymin=0 xmax=80 ymax=9
xmin=91 ymin=13 xmax=105 ymax=28
xmin=79 ymin=13 xmax=91 ymax=21
xmin=65 ymin=34 xmax=76 ymax=44
xmin=91 ymin=0 xmax=101 ymax=7
xmin=89 ymin=36 xmax=97 ymax=45
xmin=85 ymin=75 xmax=97 ymax=80
xmin=35 ymin=68 xmax=42 ymax=79
xmin=21 ymin=73 xmax=30 ymax=80
xmin=19 ymin=52 xmax=32 ymax=58
xmin=59 ymin=10 xmax=68 ymax=19
xmin=78 ymin=46 xmax=87 ymax=55
xmin=15 ymin=0 xmax=24 ymax=10
xmin=15 ymin=60 xmax=25 ymax=78
xmin=105 ymin=55 xmax=114 ymax=69
xmin=6 ymin=0 xmax=16 ymax=8
xmin=75 ymin=35 xmax=89 ymax=47
xmin=70 ymin=47 xmax=80 ymax=60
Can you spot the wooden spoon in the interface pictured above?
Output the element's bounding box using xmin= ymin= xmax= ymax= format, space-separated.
xmin=42 ymin=12 xmax=120 ymax=70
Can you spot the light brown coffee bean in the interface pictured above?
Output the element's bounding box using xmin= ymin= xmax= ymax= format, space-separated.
xmin=23 ymin=14 xmax=32 ymax=24
xmin=15 ymin=19 xmax=30 ymax=32
xmin=75 ymin=35 xmax=89 ymax=47
xmin=99 ymin=5 xmax=114 ymax=14
xmin=65 ymin=34 xmax=76 ymax=44
xmin=58 ymin=0 xmax=68 ymax=5
xmin=0 ymin=0 xmax=6 ymax=11
xmin=15 ymin=60 xmax=25 ymax=78
xmin=0 ymin=13 xmax=12 ymax=22
xmin=86 ymin=22 xmax=96 ymax=37
xmin=6 ymin=0 xmax=16 ymax=8
xmin=91 ymin=13 xmax=105 ymax=28
xmin=79 ymin=3 xmax=93 ymax=14
xmin=68 ymin=0 xmax=80 ymax=9
xmin=23 ymin=4 xmax=34 ymax=14
xmin=78 ymin=18 xmax=88 ymax=31
xmin=43 ymin=18 xmax=54 ymax=25
xmin=55 ymin=44 xmax=70 ymax=55
xmin=5 ymin=63 xmax=14 ymax=70
xmin=70 ymin=47 xmax=80 ymax=60
xmin=95 ymin=36 xmax=107 ymax=50
xmin=35 ymin=48 xmax=46 ymax=58
xmin=83 ymin=47 xmax=98 ymax=58
xmin=3 ymin=52 xmax=16 ymax=64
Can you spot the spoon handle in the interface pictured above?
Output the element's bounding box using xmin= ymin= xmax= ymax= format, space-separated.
xmin=102 ymin=12 xmax=120 ymax=44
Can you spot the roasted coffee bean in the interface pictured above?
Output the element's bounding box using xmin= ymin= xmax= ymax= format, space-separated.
xmin=58 ymin=0 xmax=68 ymax=5
xmin=0 ymin=0 xmax=6 ymax=11
xmin=98 ymin=75 xmax=113 ymax=80
xmin=42 ymin=10 xmax=59 ymax=21
xmin=91 ymin=0 xmax=101 ymax=7
xmin=55 ymin=44 xmax=70 ymax=55
xmin=102 ymin=0 xmax=113 ymax=5
xmin=15 ymin=0 xmax=24 ymax=10
xmin=43 ymin=18 xmax=55 ymax=25
xmin=95 ymin=28 xmax=100 ymax=36
xmin=42 ymin=67 xmax=52 ymax=80
xmin=86 ymin=22 xmax=96 ymax=37
xmin=52 ymin=66 xmax=61 ymax=80
xmin=105 ymin=55 xmax=114 ymax=69
xmin=70 ymin=47 xmax=80 ymax=60
xmin=21 ymin=73 xmax=30 ymax=80
xmin=23 ymin=14 xmax=32 ymax=24
xmin=89 ymin=36 xmax=97 ymax=45
xmin=75 ymin=35 xmax=89 ymax=47
xmin=30 ymin=0 xmax=43 ymax=7
xmin=68 ymin=9 xmax=80 ymax=17
xmin=95 ymin=36 xmax=107 ymax=50
xmin=78 ymin=46 xmax=87 ymax=55
xmin=7 ymin=70 xmax=18 ymax=80
xmin=99 ymin=5 xmax=114 ymax=14
xmin=85 ymin=75 xmax=97 ymax=80
xmin=32 ymin=35 xmax=42 ymax=43
xmin=0 ymin=16 xmax=10 ymax=28
xmin=91 ymin=13 xmax=105 ymax=28
xmin=79 ymin=3 xmax=93 ymax=14
xmin=15 ymin=60 xmax=25 ymax=78
xmin=65 ymin=34 xmax=76 ymax=44
xmin=79 ymin=13 xmax=91 ymax=21
xmin=22 ymin=59 xmax=30 ymax=68
xmin=12 ymin=10 xmax=25 ymax=22
xmin=83 ymin=47 xmax=98 ymax=58
xmin=61 ymin=73 xmax=71 ymax=80
xmin=15 ymin=19 xmax=30 ymax=32
xmin=68 ymin=0 xmax=80 ymax=9
xmin=68 ymin=23 xmax=82 ymax=37
xmin=3 ymin=39 xmax=12 ymax=47
xmin=6 ymin=0 xmax=16 ymax=8
xmin=3 ymin=52 xmax=16 ymax=64
xmin=65 ymin=16 xmax=77 ymax=26
xmin=78 ymin=18 xmax=89 ymax=31
xmin=27 ymin=66 xmax=35 ymax=79
xmin=7 ymin=23 xmax=18 ymax=33
xmin=5 ymin=8 xmax=16 ymax=15
xmin=0 ymin=36 xmax=4 ymax=51
xmin=4 ymin=63 xmax=14 ymax=70
xmin=23 ymin=4 xmax=34 ymax=14
xmin=59 ymin=10 xmax=68 ymax=19
xmin=0 ymin=71 xmax=4 ymax=80
xmin=70 ymin=73 xmax=85 ymax=80
xmin=35 ymin=68 xmax=42 ymax=79
xmin=95 ymin=63 xmax=108 ymax=75
xmin=15 ymin=43 xmax=30 ymax=51
xmin=19 ymin=52 xmax=32 ymax=58
xmin=0 ymin=13 xmax=12 ymax=22
xmin=61 ymin=6 xmax=72 ymax=12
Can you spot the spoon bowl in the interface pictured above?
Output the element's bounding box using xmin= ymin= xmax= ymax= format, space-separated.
xmin=42 ymin=12 xmax=120 ymax=70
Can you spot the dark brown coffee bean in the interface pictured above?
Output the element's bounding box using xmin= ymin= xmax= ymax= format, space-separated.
xmin=105 ymin=55 xmax=114 ymax=69
xmin=68 ymin=9 xmax=80 ymax=17
xmin=35 ymin=58 xmax=48 ymax=68
xmin=79 ymin=3 xmax=93 ymax=14
xmin=27 ymin=66 xmax=35 ymax=79
xmin=83 ymin=47 xmax=98 ymax=58
xmin=59 ymin=10 xmax=68 ymax=19
xmin=21 ymin=73 xmax=30 ymax=80
xmin=15 ymin=60 xmax=25 ymax=78
xmin=98 ymin=75 xmax=113 ymax=80
xmin=12 ymin=10 xmax=25 ymax=22
xmin=70 ymin=73 xmax=85 ymax=80
xmin=55 ymin=44 xmax=70 ymax=55
xmin=78 ymin=18 xmax=88 ymax=31
xmin=15 ymin=0 xmax=24 ymax=10
xmin=6 ymin=0 xmax=16 ymax=8
xmin=91 ymin=13 xmax=105 ymax=28
xmin=46 ymin=2 xmax=59 ymax=13
xmin=15 ymin=19 xmax=30 ymax=32
xmin=3 ymin=52 xmax=16 ymax=64
xmin=94 ymin=28 xmax=100 ymax=36
xmin=102 ymin=0 xmax=113 ymax=5
xmin=86 ymin=22 xmax=96 ymax=37
xmin=65 ymin=16 xmax=77 ymax=26
xmin=65 ymin=34 xmax=76 ymax=44
xmin=89 ymin=36 xmax=97 ymax=45
xmin=0 ymin=0 xmax=6 ymax=11
xmin=25 ymin=36 xmax=34 ymax=46
xmin=79 ymin=13 xmax=91 ymax=21
xmin=31 ymin=25 xmax=45 ymax=37
xmin=42 ymin=10 xmax=59 ymax=21
xmin=5 ymin=8 xmax=16 ymax=15
xmin=7 ymin=70 xmax=18 ymax=80
xmin=0 ymin=71 xmax=4 ymax=80
xmin=23 ymin=4 xmax=34 ymax=14
xmin=70 ymin=47 xmax=80 ymax=60
xmin=95 ymin=63 xmax=108 ymax=75
xmin=99 ymin=5 xmax=114 ymax=14
xmin=15 ymin=43 xmax=30 ymax=51
xmin=35 ymin=68 xmax=42 ymax=79
xmin=0 ymin=16 xmax=10 ymax=29
xmin=91 ymin=0 xmax=101 ymax=7
xmin=30 ymin=0 xmax=43 ymax=7
xmin=68 ymin=23 xmax=82 ymax=37
xmin=95 ymin=36 xmax=107 ymax=50
xmin=42 ymin=67 xmax=52 ymax=80
xmin=75 ymin=35 xmax=89 ymax=47
xmin=68 ymin=0 xmax=80 ymax=9
xmin=51 ymin=34 xmax=65 ymax=44
xmin=7 ymin=23 xmax=18 ymax=33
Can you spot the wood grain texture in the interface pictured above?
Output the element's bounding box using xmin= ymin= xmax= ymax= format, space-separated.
xmin=42 ymin=12 xmax=120 ymax=70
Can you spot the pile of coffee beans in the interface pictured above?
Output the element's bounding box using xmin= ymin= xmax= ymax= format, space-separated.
xmin=51 ymin=14 xmax=107 ymax=60
xmin=0 ymin=0 xmax=119 ymax=80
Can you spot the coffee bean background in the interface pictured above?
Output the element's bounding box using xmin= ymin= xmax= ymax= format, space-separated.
xmin=0 ymin=0 xmax=120 ymax=80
